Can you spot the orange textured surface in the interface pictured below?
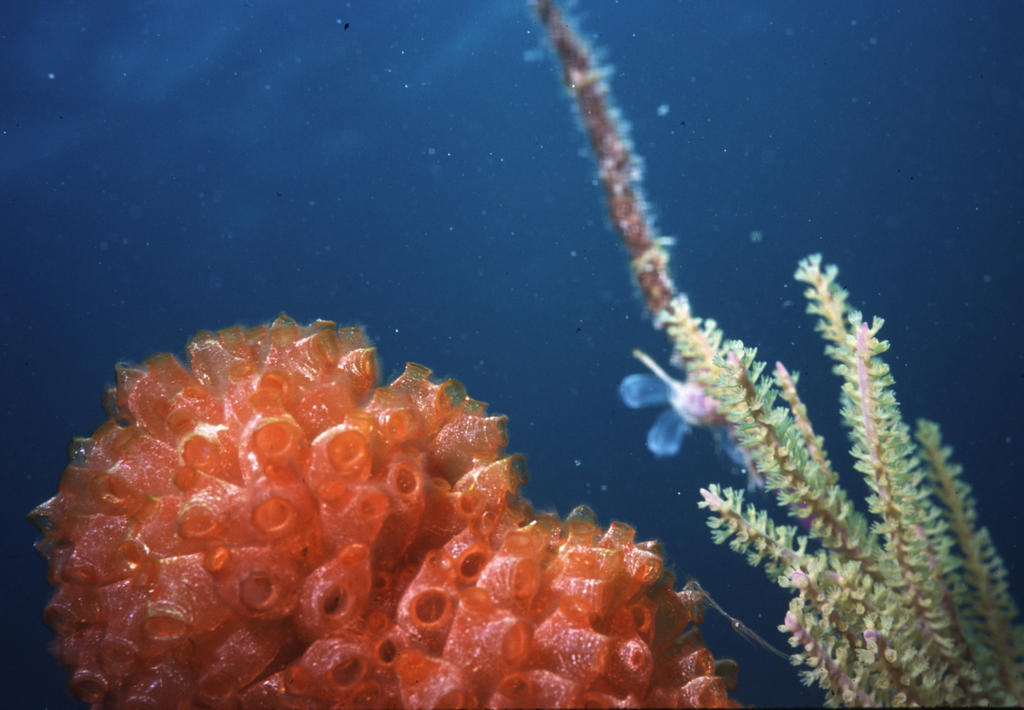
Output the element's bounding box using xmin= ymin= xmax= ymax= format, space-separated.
xmin=31 ymin=316 xmax=737 ymax=708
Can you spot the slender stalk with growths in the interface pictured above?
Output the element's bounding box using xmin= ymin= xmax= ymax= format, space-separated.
xmin=533 ymin=0 xmax=1024 ymax=704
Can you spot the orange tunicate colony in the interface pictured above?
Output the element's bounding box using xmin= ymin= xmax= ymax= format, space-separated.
xmin=31 ymin=316 xmax=737 ymax=708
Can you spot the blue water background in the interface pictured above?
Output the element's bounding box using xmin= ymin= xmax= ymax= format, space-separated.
xmin=3 ymin=2 xmax=1021 ymax=707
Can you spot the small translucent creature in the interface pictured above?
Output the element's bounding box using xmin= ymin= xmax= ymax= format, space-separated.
xmin=619 ymin=349 xmax=764 ymax=489
xmin=682 ymin=579 xmax=789 ymax=661
xmin=618 ymin=349 xmax=720 ymax=457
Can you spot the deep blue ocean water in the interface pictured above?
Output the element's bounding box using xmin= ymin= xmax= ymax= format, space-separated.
xmin=3 ymin=2 xmax=1021 ymax=707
